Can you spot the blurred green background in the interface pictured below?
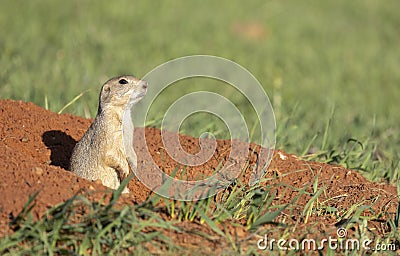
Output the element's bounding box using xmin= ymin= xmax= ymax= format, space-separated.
xmin=1 ymin=0 xmax=399 ymax=180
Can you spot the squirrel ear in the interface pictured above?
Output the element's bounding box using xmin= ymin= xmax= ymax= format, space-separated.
xmin=100 ymin=84 xmax=112 ymax=103
xmin=103 ymin=84 xmax=111 ymax=93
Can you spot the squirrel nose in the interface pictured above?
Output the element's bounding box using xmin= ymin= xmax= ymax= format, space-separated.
xmin=139 ymin=80 xmax=148 ymax=89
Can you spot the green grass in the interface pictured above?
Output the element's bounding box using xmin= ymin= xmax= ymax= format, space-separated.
xmin=1 ymin=0 xmax=399 ymax=179
xmin=1 ymin=0 xmax=399 ymax=254
xmin=0 ymin=179 xmax=180 ymax=255
xmin=2 ymin=173 xmax=398 ymax=254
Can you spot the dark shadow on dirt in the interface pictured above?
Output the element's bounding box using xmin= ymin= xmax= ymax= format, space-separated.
xmin=42 ymin=130 xmax=77 ymax=170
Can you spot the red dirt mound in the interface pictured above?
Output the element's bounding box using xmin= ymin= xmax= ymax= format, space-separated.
xmin=0 ymin=100 xmax=398 ymax=248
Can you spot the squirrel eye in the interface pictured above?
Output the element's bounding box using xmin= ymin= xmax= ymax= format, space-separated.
xmin=119 ymin=79 xmax=128 ymax=84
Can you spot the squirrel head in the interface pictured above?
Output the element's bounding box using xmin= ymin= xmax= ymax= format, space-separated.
xmin=98 ymin=75 xmax=148 ymax=113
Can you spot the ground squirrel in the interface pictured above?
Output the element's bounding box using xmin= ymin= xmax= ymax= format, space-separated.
xmin=70 ymin=75 xmax=147 ymax=193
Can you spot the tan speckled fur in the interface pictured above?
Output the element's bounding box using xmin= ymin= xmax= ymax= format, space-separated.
xmin=70 ymin=75 xmax=147 ymax=193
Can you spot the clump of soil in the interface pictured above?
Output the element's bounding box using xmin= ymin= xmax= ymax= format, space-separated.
xmin=0 ymin=100 xmax=398 ymax=252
